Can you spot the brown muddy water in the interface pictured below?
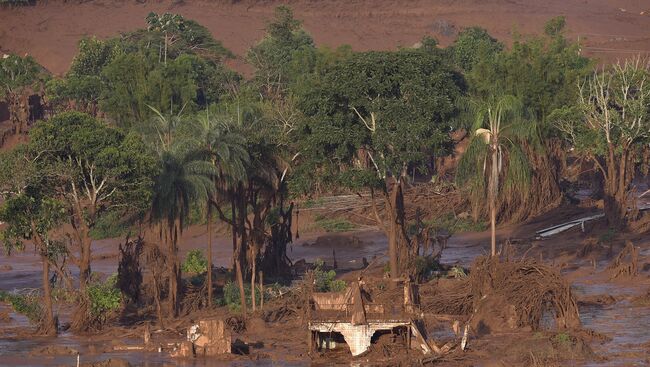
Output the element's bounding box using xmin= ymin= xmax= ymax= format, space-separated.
xmin=1 ymin=230 xmax=649 ymax=366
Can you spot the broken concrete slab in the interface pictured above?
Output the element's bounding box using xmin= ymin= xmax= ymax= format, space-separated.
xmin=188 ymin=319 xmax=231 ymax=356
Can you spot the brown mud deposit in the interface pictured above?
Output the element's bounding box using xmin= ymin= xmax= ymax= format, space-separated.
xmin=1 ymin=0 xmax=650 ymax=77
xmin=2 ymin=203 xmax=650 ymax=365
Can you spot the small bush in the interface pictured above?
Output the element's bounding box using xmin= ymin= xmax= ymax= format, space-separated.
xmin=182 ymin=249 xmax=208 ymax=274
xmin=90 ymin=211 xmax=131 ymax=240
xmin=313 ymin=259 xmax=346 ymax=292
xmin=0 ymin=290 xmax=41 ymax=323
xmin=221 ymin=281 xmax=267 ymax=312
xmin=87 ymin=274 xmax=121 ymax=325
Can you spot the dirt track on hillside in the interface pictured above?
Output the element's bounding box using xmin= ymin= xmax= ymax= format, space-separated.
xmin=1 ymin=0 xmax=649 ymax=75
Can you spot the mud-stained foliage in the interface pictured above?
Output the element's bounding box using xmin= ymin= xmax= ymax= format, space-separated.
xmin=0 ymin=54 xmax=47 ymax=134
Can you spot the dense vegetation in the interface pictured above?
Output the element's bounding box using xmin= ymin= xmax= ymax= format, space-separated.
xmin=1 ymin=8 xmax=649 ymax=334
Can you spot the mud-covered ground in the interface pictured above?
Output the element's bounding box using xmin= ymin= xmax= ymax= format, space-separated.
xmin=2 ymin=202 xmax=650 ymax=366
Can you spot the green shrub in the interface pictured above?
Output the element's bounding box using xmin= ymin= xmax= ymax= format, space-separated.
xmin=87 ymin=274 xmax=121 ymax=324
xmin=313 ymin=259 xmax=346 ymax=292
xmin=90 ymin=211 xmax=131 ymax=240
xmin=552 ymin=332 xmax=572 ymax=345
xmin=314 ymin=215 xmax=357 ymax=232
xmin=182 ymin=249 xmax=208 ymax=274
xmin=221 ymin=281 xmax=266 ymax=312
xmin=0 ymin=290 xmax=41 ymax=323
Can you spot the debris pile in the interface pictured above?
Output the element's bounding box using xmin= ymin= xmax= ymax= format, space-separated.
xmin=421 ymin=255 xmax=580 ymax=332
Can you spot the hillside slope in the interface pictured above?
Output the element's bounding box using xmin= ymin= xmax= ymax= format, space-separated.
xmin=1 ymin=0 xmax=649 ymax=75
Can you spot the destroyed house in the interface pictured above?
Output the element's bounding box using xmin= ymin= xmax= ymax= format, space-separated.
xmin=307 ymin=280 xmax=432 ymax=357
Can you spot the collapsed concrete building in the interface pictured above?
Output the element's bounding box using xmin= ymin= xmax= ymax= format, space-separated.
xmin=307 ymin=280 xmax=433 ymax=357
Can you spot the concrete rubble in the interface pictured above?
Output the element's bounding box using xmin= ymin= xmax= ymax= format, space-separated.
xmin=173 ymin=318 xmax=231 ymax=358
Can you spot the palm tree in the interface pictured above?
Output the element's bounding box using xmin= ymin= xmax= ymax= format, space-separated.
xmin=457 ymin=95 xmax=533 ymax=256
xmin=151 ymin=148 xmax=214 ymax=316
xmin=191 ymin=110 xmax=249 ymax=307
xmin=143 ymin=105 xmax=215 ymax=317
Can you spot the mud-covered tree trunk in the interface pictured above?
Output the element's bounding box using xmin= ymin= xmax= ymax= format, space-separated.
xmin=31 ymin=225 xmax=56 ymax=336
xmin=40 ymin=255 xmax=56 ymax=336
xmin=381 ymin=179 xmax=411 ymax=285
xmin=489 ymin=139 xmax=498 ymax=257
xmin=7 ymin=92 xmax=30 ymax=135
xmin=167 ymin=219 xmax=182 ymax=317
xmin=386 ymin=183 xmax=400 ymax=283
xmin=206 ymin=205 xmax=213 ymax=307
xmin=71 ymin=203 xmax=93 ymax=293
xmin=601 ymin=143 xmax=635 ymax=228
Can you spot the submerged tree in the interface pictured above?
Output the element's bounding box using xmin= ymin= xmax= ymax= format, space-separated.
xmin=457 ymin=95 xmax=533 ymax=256
xmin=555 ymin=58 xmax=650 ymax=227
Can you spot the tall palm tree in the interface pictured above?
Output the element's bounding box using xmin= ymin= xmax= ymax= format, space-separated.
xmin=151 ymin=148 xmax=214 ymax=316
xmin=190 ymin=110 xmax=249 ymax=307
xmin=457 ymin=95 xmax=533 ymax=256
xmin=144 ymin=105 xmax=215 ymax=317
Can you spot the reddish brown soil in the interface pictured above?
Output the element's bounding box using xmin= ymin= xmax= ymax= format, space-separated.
xmin=1 ymin=0 xmax=649 ymax=76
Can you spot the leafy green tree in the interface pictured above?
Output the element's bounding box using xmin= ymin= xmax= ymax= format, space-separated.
xmin=0 ymin=147 xmax=66 ymax=335
xmin=448 ymin=27 xmax=503 ymax=71
xmin=294 ymin=50 xmax=462 ymax=280
xmin=0 ymin=54 xmax=46 ymax=134
xmin=247 ymin=6 xmax=316 ymax=97
xmin=462 ymin=18 xmax=592 ymax=222
xmin=189 ymin=108 xmax=249 ymax=307
xmin=457 ymin=95 xmax=533 ymax=256
xmin=143 ymin=12 xmax=233 ymax=65
xmin=150 ymin=148 xmax=214 ymax=317
xmin=28 ymin=111 xmax=156 ymax=301
xmin=46 ymin=37 xmax=121 ymax=116
xmin=554 ymin=58 xmax=650 ymax=227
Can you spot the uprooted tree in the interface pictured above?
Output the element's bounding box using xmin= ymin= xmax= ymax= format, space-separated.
xmin=294 ymin=49 xmax=462 ymax=281
xmin=554 ymin=58 xmax=650 ymax=227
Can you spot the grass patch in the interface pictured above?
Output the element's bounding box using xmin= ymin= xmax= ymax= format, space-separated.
xmin=0 ymin=290 xmax=42 ymax=323
xmin=314 ymin=215 xmax=357 ymax=232
xmin=302 ymin=198 xmax=325 ymax=209
xmin=424 ymin=213 xmax=486 ymax=234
